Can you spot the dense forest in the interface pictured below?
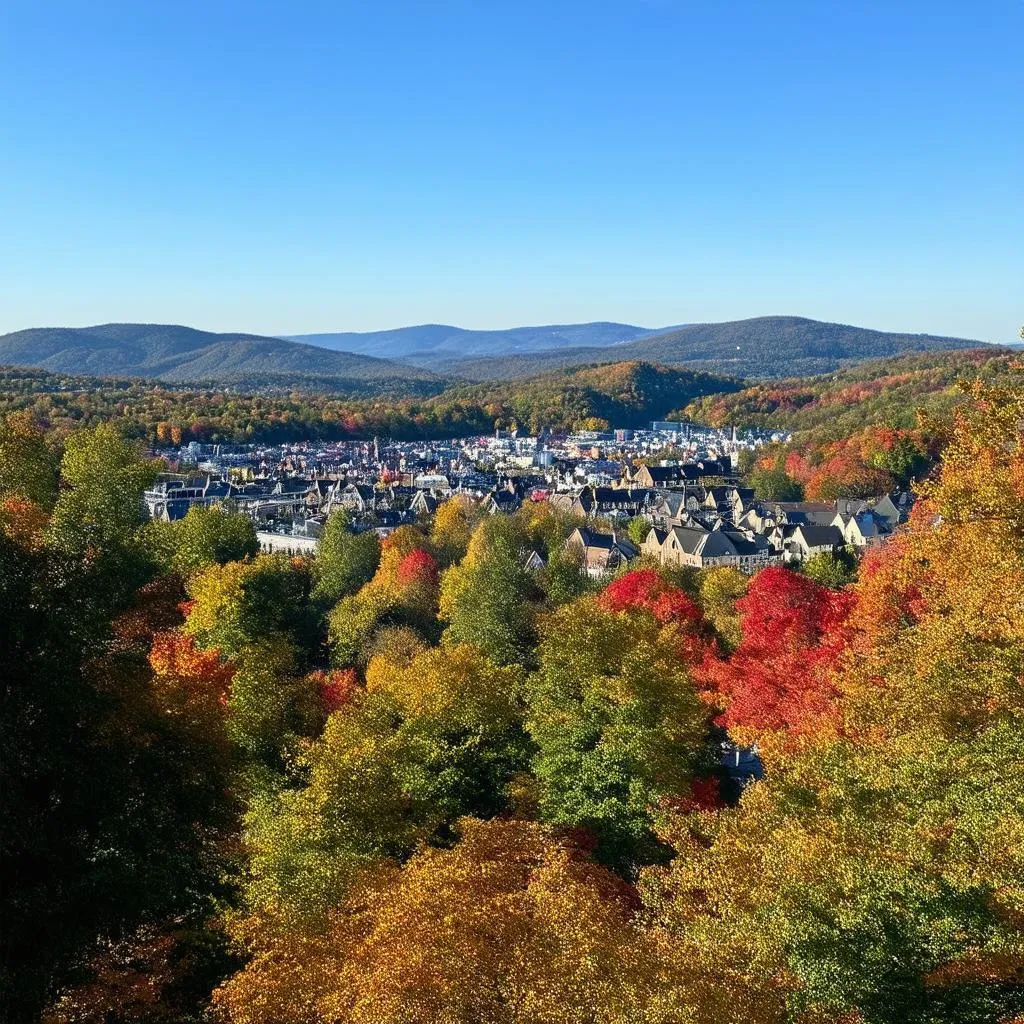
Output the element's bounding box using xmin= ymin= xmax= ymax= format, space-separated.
xmin=682 ymin=348 xmax=1018 ymax=443
xmin=6 ymin=352 xmax=1015 ymax=449
xmin=2 ymin=369 xmax=1023 ymax=1023
xmin=681 ymin=350 xmax=1023 ymax=501
xmin=0 ymin=362 xmax=737 ymax=444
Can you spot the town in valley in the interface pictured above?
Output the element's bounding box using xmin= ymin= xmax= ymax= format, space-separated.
xmin=146 ymin=418 xmax=909 ymax=574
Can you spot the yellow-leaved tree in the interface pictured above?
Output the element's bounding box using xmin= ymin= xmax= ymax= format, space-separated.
xmin=214 ymin=818 xmax=658 ymax=1024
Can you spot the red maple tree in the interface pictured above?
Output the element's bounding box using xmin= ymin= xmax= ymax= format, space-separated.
xmin=698 ymin=567 xmax=853 ymax=738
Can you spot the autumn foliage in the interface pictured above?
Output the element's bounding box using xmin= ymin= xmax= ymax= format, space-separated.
xmin=698 ymin=566 xmax=854 ymax=744
xmin=214 ymin=818 xmax=655 ymax=1024
xmin=598 ymin=568 xmax=703 ymax=625
xmin=396 ymin=547 xmax=439 ymax=589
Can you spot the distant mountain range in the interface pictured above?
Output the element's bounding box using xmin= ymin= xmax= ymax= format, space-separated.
xmin=0 ymin=323 xmax=444 ymax=396
xmin=285 ymin=322 xmax=666 ymax=359
xmin=392 ymin=316 xmax=986 ymax=380
xmin=0 ymin=317 xmax=989 ymax=393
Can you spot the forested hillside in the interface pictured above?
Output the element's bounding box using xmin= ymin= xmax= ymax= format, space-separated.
xmin=426 ymin=316 xmax=985 ymax=380
xmin=440 ymin=361 xmax=741 ymax=433
xmin=0 ymin=361 xmax=738 ymax=443
xmin=3 ymin=370 xmax=1023 ymax=1024
xmin=0 ymin=324 xmax=444 ymax=395
xmin=683 ymin=350 xmax=1021 ymax=503
xmin=683 ymin=348 xmax=1019 ymax=442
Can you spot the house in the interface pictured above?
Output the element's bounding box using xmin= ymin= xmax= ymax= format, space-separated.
xmin=644 ymin=524 xmax=777 ymax=574
xmin=305 ymin=479 xmax=337 ymax=511
xmin=631 ymin=464 xmax=690 ymax=489
xmin=640 ymin=527 xmax=668 ymax=561
xmin=765 ymin=501 xmax=838 ymax=528
xmin=482 ymin=489 xmax=522 ymax=515
xmin=779 ymin=523 xmax=846 ymax=562
xmin=631 ymin=459 xmax=730 ymax=490
xmin=409 ymin=491 xmax=439 ymax=517
xmin=338 ymin=482 xmax=377 ymax=513
xmin=564 ymin=527 xmax=639 ymax=578
xmin=144 ymin=475 xmax=234 ymax=521
xmin=520 ymin=549 xmax=547 ymax=572
xmin=372 ymin=509 xmax=416 ymax=537
xmin=571 ymin=486 xmax=652 ymax=519
xmin=871 ymin=491 xmax=914 ymax=527
xmin=835 ymin=492 xmax=914 ymax=529
xmin=412 ymin=473 xmax=452 ymax=494
xmin=833 ymin=510 xmax=891 ymax=549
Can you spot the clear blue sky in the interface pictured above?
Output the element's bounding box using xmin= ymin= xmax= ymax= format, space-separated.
xmin=1 ymin=0 xmax=1021 ymax=342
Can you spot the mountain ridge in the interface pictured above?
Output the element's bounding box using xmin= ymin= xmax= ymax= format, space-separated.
xmin=0 ymin=323 xmax=444 ymax=396
xmin=410 ymin=315 xmax=986 ymax=380
xmin=285 ymin=321 xmax=669 ymax=359
xmin=0 ymin=317 xmax=992 ymax=394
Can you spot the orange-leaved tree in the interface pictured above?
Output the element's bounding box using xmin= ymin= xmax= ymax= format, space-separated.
xmin=214 ymin=818 xmax=658 ymax=1024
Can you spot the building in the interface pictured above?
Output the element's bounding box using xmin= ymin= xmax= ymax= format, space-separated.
xmin=643 ymin=524 xmax=777 ymax=573
xmin=564 ymin=527 xmax=639 ymax=578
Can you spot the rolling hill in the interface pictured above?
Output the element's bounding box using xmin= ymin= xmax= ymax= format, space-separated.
xmin=439 ymin=359 xmax=743 ymax=433
xmin=0 ymin=359 xmax=741 ymax=442
xmin=415 ymin=316 xmax=987 ymax=380
xmin=0 ymin=318 xmax=992 ymax=395
xmin=0 ymin=323 xmax=445 ymax=396
xmin=681 ymin=347 xmax=1020 ymax=443
xmin=286 ymin=321 xmax=665 ymax=359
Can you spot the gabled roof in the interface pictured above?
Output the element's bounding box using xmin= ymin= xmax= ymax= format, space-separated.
xmin=792 ymin=523 xmax=844 ymax=548
xmin=566 ymin=527 xmax=638 ymax=557
xmin=719 ymin=530 xmax=771 ymax=556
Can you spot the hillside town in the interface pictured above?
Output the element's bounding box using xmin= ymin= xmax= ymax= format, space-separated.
xmin=144 ymin=420 xmax=912 ymax=573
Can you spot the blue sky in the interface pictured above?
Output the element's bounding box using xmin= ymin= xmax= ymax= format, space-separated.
xmin=1 ymin=0 xmax=1021 ymax=342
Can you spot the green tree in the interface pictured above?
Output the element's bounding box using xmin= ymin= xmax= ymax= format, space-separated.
xmin=801 ymin=548 xmax=857 ymax=589
xmin=312 ymin=509 xmax=380 ymax=606
xmin=541 ymin=546 xmax=594 ymax=606
xmin=227 ymin=640 xmax=323 ymax=765
xmin=527 ymin=597 xmax=710 ymax=871
xmin=173 ymin=504 xmax=258 ymax=575
xmin=238 ymin=645 xmax=530 ymax=923
xmin=440 ymin=517 xmax=538 ymax=667
xmin=47 ymin=424 xmax=157 ymax=555
xmin=748 ymin=463 xmax=803 ymax=501
xmin=184 ymin=555 xmax=315 ymax=663
xmin=0 ymin=413 xmax=60 ymax=509
xmin=626 ymin=515 xmax=650 ymax=548
xmin=142 ymin=504 xmax=258 ymax=577
xmin=697 ymin=565 xmax=748 ymax=652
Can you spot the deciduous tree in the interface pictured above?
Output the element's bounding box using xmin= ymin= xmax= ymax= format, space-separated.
xmin=311 ymin=510 xmax=380 ymax=606
xmin=528 ymin=590 xmax=712 ymax=870
xmin=214 ymin=818 xmax=657 ymax=1024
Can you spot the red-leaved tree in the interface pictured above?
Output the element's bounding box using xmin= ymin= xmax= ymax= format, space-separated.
xmin=397 ymin=548 xmax=440 ymax=590
xmin=598 ymin=569 xmax=702 ymax=626
xmin=698 ymin=567 xmax=853 ymax=742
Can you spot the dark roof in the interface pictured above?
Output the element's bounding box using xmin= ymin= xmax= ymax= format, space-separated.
xmin=793 ymin=524 xmax=844 ymax=547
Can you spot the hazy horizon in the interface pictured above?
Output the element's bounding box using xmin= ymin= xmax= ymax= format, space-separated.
xmin=0 ymin=313 xmax=1009 ymax=348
